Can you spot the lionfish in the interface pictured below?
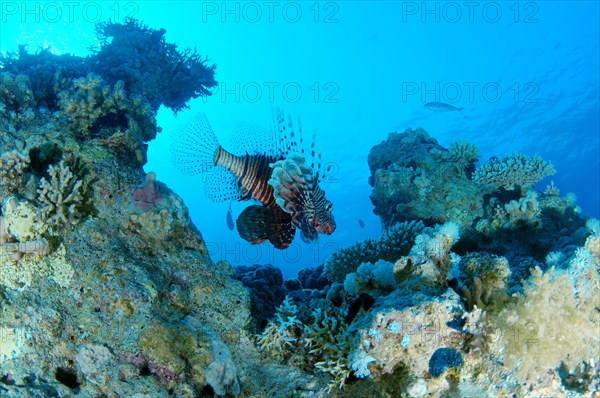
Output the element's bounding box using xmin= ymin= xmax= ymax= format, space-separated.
xmin=170 ymin=110 xmax=336 ymax=249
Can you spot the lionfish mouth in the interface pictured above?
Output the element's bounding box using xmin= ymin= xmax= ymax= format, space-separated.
xmin=319 ymin=223 xmax=336 ymax=235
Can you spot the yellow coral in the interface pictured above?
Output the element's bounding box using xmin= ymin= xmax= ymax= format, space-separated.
xmin=497 ymin=267 xmax=599 ymax=383
xmin=0 ymin=244 xmax=73 ymax=290
xmin=2 ymin=197 xmax=47 ymax=241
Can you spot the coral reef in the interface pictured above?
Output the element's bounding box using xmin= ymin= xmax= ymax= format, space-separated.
xmin=324 ymin=220 xmax=424 ymax=283
xmin=0 ymin=46 xmax=87 ymax=110
xmin=0 ymin=22 xmax=348 ymax=398
xmin=0 ymin=19 xmax=216 ymax=114
xmin=368 ymin=129 xmax=484 ymax=228
xmin=1 ymin=17 xmax=597 ymax=397
xmin=0 ymin=73 xmax=34 ymax=115
xmin=57 ymin=73 xmax=158 ymax=165
xmin=368 ymin=128 xmax=587 ymax=272
xmin=454 ymin=252 xmax=511 ymax=311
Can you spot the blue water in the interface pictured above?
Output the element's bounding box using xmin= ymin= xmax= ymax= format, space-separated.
xmin=2 ymin=1 xmax=598 ymax=279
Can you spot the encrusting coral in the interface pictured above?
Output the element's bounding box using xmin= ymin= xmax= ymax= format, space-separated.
xmin=57 ymin=73 xmax=159 ymax=165
xmin=0 ymin=150 xmax=30 ymax=193
xmin=0 ymin=73 xmax=34 ymax=114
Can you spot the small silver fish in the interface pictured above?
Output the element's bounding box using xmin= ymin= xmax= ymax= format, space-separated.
xmin=226 ymin=202 xmax=234 ymax=231
xmin=424 ymin=102 xmax=467 ymax=118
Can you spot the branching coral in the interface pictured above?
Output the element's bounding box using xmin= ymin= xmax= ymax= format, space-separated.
xmin=90 ymin=18 xmax=217 ymax=113
xmin=37 ymin=159 xmax=93 ymax=227
xmin=473 ymin=153 xmax=555 ymax=191
xmin=446 ymin=139 xmax=479 ymax=176
xmin=258 ymin=297 xmax=360 ymax=392
xmin=303 ymin=306 xmax=353 ymax=392
xmin=325 ymin=220 xmax=424 ymax=283
xmin=257 ymin=296 xmax=303 ymax=353
xmin=0 ymin=150 xmax=30 ymax=193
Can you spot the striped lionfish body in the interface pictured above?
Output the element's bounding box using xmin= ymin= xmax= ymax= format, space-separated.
xmin=171 ymin=111 xmax=336 ymax=249
xmin=213 ymin=147 xmax=279 ymax=206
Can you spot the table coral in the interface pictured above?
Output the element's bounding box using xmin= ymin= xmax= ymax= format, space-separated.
xmin=473 ymin=153 xmax=555 ymax=192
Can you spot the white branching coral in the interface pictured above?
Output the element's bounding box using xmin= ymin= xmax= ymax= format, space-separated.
xmin=0 ymin=150 xmax=29 ymax=192
xmin=37 ymin=160 xmax=90 ymax=227
xmin=257 ymin=296 xmax=302 ymax=352
xmin=348 ymin=347 xmax=376 ymax=378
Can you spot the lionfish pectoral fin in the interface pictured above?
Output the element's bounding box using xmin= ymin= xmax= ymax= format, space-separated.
xmin=268 ymin=153 xmax=313 ymax=216
xmin=236 ymin=205 xmax=295 ymax=249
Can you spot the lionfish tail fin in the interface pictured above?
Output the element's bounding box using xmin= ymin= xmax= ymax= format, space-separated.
xmin=171 ymin=113 xmax=220 ymax=175
xmin=236 ymin=205 xmax=296 ymax=249
xmin=172 ymin=114 xmax=244 ymax=202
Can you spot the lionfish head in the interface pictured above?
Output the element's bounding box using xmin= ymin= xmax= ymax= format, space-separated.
xmin=311 ymin=199 xmax=336 ymax=235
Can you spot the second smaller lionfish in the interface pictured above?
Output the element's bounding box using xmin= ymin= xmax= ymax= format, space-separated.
xmin=171 ymin=110 xmax=336 ymax=249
